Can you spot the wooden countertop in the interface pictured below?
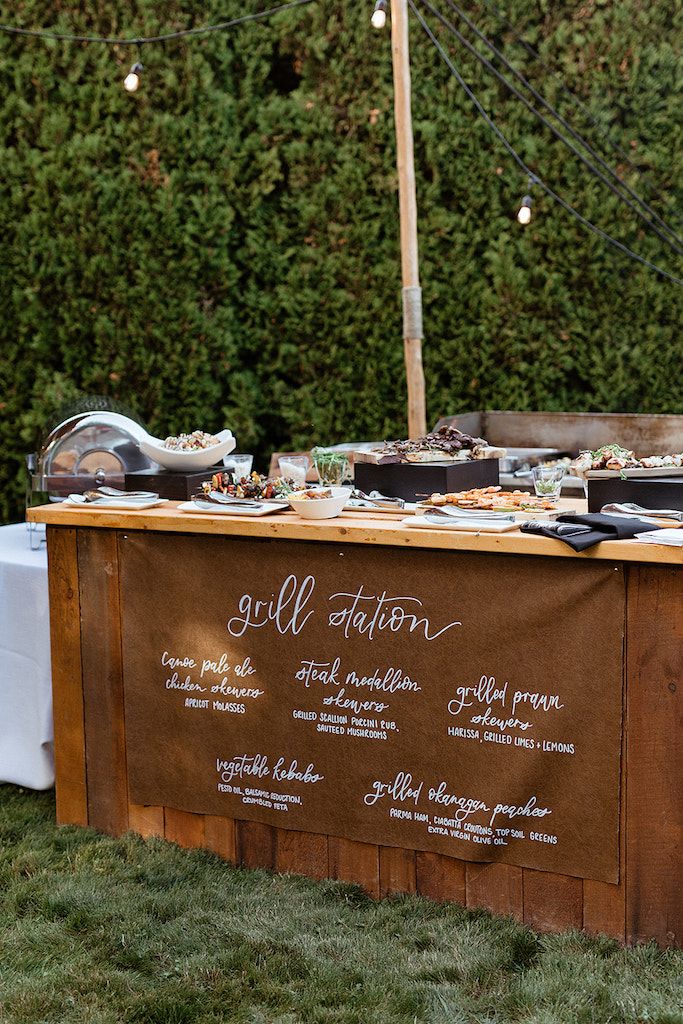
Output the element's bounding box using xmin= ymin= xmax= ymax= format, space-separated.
xmin=27 ymin=500 xmax=683 ymax=565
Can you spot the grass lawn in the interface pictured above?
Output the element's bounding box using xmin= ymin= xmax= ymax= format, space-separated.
xmin=0 ymin=786 xmax=681 ymax=1024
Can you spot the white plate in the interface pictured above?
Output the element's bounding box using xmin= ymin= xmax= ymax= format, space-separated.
xmin=139 ymin=429 xmax=236 ymax=471
xmin=586 ymin=467 xmax=683 ymax=479
xmin=64 ymin=497 xmax=167 ymax=510
xmin=178 ymin=500 xmax=288 ymax=517
xmin=406 ymin=516 xmax=520 ymax=533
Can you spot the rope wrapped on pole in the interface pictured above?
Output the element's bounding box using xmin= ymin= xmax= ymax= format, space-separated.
xmin=402 ymin=285 xmax=424 ymax=339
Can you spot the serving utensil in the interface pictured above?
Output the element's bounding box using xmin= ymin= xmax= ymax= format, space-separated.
xmin=350 ymin=489 xmax=405 ymax=509
xmin=191 ymin=491 xmax=265 ymax=508
xmin=420 ymin=505 xmax=515 ymax=520
xmin=424 ymin=510 xmax=516 ymax=524
xmin=95 ymin=486 xmax=158 ymax=498
xmin=192 ymin=499 xmax=265 ymax=512
xmin=71 ymin=492 xmax=158 ymax=505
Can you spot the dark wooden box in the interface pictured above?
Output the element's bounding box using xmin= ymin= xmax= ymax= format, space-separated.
xmin=354 ymin=459 xmax=500 ymax=502
xmin=125 ymin=468 xmax=221 ymax=500
xmin=587 ymin=476 xmax=683 ymax=513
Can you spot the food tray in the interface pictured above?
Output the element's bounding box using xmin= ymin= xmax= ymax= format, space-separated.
xmin=585 ymin=467 xmax=683 ymax=479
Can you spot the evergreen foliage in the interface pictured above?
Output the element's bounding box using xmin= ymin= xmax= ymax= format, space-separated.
xmin=1 ymin=1 xmax=681 ymax=522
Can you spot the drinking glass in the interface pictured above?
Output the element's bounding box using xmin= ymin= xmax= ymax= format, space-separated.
xmin=223 ymin=453 xmax=253 ymax=478
xmin=532 ymin=464 xmax=565 ymax=502
xmin=278 ymin=455 xmax=309 ymax=487
xmin=311 ymin=448 xmax=350 ymax=487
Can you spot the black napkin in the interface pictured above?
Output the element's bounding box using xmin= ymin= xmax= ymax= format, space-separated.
xmin=521 ymin=513 xmax=659 ymax=551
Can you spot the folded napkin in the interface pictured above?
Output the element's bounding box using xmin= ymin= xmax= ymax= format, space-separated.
xmin=521 ymin=513 xmax=659 ymax=551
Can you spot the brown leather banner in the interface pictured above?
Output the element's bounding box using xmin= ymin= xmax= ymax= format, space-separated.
xmin=120 ymin=533 xmax=624 ymax=882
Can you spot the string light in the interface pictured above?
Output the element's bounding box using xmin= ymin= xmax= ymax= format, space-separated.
xmin=371 ymin=0 xmax=388 ymax=29
xmin=517 ymin=183 xmax=533 ymax=225
xmin=123 ymin=61 xmax=143 ymax=92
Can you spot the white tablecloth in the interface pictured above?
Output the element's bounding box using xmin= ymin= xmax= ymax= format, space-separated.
xmin=0 ymin=523 xmax=54 ymax=789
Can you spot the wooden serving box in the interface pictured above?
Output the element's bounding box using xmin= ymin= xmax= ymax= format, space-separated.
xmin=125 ymin=468 xmax=220 ymax=500
xmin=353 ymin=458 xmax=499 ymax=502
xmin=587 ymin=476 xmax=683 ymax=513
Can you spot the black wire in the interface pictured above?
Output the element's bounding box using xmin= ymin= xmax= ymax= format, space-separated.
xmin=476 ymin=0 xmax=660 ymax=186
xmin=441 ymin=0 xmax=683 ymax=250
xmin=421 ymin=0 xmax=683 ymax=257
xmin=408 ymin=0 xmax=683 ymax=288
xmin=0 ymin=0 xmax=316 ymax=45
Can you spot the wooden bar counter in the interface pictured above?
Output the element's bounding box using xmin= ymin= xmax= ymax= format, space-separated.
xmin=29 ymin=501 xmax=682 ymax=946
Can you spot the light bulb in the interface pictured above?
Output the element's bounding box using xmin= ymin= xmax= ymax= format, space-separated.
xmin=517 ymin=195 xmax=532 ymax=224
xmin=124 ymin=62 xmax=144 ymax=93
xmin=371 ymin=1 xmax=387 ymax=28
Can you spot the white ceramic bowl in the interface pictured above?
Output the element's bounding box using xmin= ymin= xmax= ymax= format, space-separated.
xmin=287 ymin=486 xmax=351 ymax=520
xmin=138 ymin=429 xmax=236 ymax=471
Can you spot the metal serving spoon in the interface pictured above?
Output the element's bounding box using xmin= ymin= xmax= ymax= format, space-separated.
xmin=192 ymin=491 xmax=264 ymax=508
xmin=71 ymin=492 xmax=157 ymax=505
xmin=350 ymin=489 xmax=405 ymax=509
xmin=423 ymin=506 xmax=516 ymax=521
xmin=192 ymin=499 xmax=264 ymax=512
xmin=96 ymin=486 xmax=158 ymax=498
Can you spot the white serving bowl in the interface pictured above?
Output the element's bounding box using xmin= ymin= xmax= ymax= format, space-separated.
xmin=138 ymin=429 xmax=235 ymax=471
xmin=287 ymin=486 xmax=351 ymax=520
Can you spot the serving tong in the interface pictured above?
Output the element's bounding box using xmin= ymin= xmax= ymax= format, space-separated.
xmin=69 ymin=486 xmax=159 ymax=504
xmin=191 ymin=490 xmax=266 ymax=509
xmin=422 ymin=506 xmax=516 ymax=523
xmin=350 ymin=489 xmax=405 ymax=509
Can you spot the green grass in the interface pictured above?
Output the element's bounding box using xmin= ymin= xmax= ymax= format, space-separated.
xmin=0 ymin=787 xmax=681 ymax=1024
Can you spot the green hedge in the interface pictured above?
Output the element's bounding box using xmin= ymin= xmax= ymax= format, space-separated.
xmin=1 ymin=1 xmax=681 ymax=522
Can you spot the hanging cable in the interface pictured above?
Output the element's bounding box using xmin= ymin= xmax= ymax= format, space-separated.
xmin=440 ymin=0 xmax=683 ymax=252
xmin=0 ymin=0 xmax=316 ymax=45
xmin=407 ymin=0 xmax=683 ymax=287
xmin=417 ymin=0 xmax=683 ymax=257
xmin=476 ymin=0 xmax=667 ymax=194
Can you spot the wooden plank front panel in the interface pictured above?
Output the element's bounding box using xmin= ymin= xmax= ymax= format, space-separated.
xmin=465 ymin=863 xmax=523 ymax=920
xmin=329 ymin=837 xmax=380 ymax=897
xmin=128 ymin=804 xmax=165 ymax=839
xmin=523 ymin=871 xmax=583 ymax=932
xmin=379 ymin=847 xmax=416 ymax=896
xmin=584 ymin=720 xmax=627 ymax=941
xmin=276 ymin=829 xmax=328 ymax=879
xmin=626 ymin=565 xmax=683 ymax=947
xmin=46 ymin=526 xmax=88 ymax=826
xmin=416 ymin=853 xmax=466 ymax=904
xmin=204 ymin=815 xmax=237 ymax=863
xmin=77 ymin=529 xmax=128 ymax=835
xmin=165 ymin=807 xmax=206 ymax=849
xmin=238 ymin=821 xmax=276 ymax=871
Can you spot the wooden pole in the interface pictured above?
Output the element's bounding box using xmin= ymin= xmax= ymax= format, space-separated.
xmin=390 ymin=0 xmax=427 ymax=438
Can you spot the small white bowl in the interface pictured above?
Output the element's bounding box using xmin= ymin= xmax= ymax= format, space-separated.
xmin=287 ymin=486 xmax=351 ymax=520
xmin=139 ymin=429 xmax=236 ymax=471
